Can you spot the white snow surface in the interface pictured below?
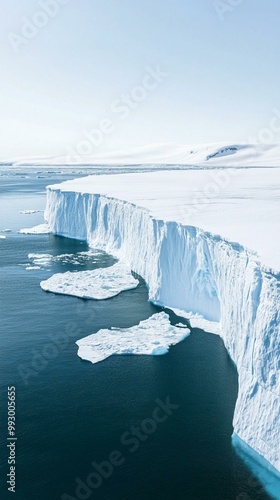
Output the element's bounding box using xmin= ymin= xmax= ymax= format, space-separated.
xmin=40 ymin=262 xmax=139 ymax=299
xmin=5 ymin=142 xmax=280 ymax=166
xmin=45 ymin=168 xmax=280 ymax=476
xmin=76 ymin=312 xmax=190 ymax=364
xmin=47 ymin=168 xmax=280 ymax=270
xmin=19 ymin=223 xmax=51 ymax=234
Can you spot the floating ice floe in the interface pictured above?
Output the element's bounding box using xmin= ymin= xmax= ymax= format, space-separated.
xmin=76 ymin=312 xmax=190 ymax=364
xmin=0 ymin=235 xmax=6 ymax=239
xmin=28 ymin=253 xmax=53 ymax=262
xmin=19 ymin=210 xmax=43 ymax=214
xmin=40 ymin=262 xmax=139 ymax=299
xmin=19 ymin=223 xmax=51 ymax=234
xmin=28 ymin=250 xmax=105 ymax=267
xmin=26 ymin=249 xmax=110 ymax=270
xmin=1 ymin=229 xmax=12 ymax=233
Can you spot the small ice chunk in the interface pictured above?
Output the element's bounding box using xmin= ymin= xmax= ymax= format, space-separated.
xmin=28 ymin=253 xmax=52 ymax=259
xmin=40 ymin=262 xmax=139 ymax=299
xmin=171 ymin=308 xmax=221 ymax=335
xmin=19 ymin=223 xmax=51 ymax=234
xmin=27 ymin=249 xmax=104 ymax=268
xmin=19 ymin=210 xmax=43 ymax=214
xmin=76 ymin=312 xmax=191 ymax=364
xmin=0 ymin=235 xmax=6 ymax=239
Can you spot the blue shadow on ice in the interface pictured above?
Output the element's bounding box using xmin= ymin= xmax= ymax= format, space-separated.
xmin=232 ymin=433 xmax=280 ymax=500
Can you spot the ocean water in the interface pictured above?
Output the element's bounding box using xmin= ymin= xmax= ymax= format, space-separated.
xmin=0 ymin=174 xmax=271 ymax=500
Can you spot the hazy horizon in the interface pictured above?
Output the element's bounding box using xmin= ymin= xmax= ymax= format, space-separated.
xmin=1 ymin=0 xmax=280 ymax=158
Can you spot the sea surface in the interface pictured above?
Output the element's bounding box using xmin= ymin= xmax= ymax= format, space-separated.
xmin=0 ymin=172 xmax=271 ymax=499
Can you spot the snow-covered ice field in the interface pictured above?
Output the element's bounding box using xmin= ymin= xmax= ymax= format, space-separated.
xmin=47 ymin=167 xmax=280 ymax=271
xmin=5 ymin=142 xmax=280 ymax=168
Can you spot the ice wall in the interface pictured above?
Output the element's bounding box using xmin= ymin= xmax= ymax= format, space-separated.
xmin=45 ymin=187 xmax=280 ymax=478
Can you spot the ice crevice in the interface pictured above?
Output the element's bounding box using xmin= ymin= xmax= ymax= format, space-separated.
xmin=45 ymin=185 xmax=280 ymax=485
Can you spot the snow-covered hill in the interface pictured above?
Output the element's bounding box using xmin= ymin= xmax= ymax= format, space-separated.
xmin=4 ymin=142 xmax=280 ymax=167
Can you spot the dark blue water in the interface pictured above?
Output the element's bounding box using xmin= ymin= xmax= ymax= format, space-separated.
xmin=0 ymin=175 xmax=271 ymax=500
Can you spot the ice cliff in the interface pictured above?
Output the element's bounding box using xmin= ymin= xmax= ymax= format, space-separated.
xmin=45 ymin=171 xmax=280 ymax=487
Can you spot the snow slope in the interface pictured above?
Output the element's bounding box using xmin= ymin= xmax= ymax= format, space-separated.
xmin=45 ymin=168 xmax=280 ymax=484
xmin=4 ymin=142 xmax=280 ymax=167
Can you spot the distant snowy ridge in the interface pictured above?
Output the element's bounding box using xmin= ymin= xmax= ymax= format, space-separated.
xmin=45 ymin=172 xmax=280 ymax=483
xmin=3 ymin=142 xmax=280 ymax=167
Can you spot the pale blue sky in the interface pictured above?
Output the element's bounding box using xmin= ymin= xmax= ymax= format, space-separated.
xmin=1 ymin=0 xmax=280 ymax=158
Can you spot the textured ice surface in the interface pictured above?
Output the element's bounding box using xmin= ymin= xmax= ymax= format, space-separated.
xmin=19 ymin=223 xmax=51 ymax=234
xmin=45 ymin=168 xmax=280 ymax=477
xmin=76 ymin=312 xmax=190 ymax=364
xmin=40 ymin=262 xmax=139 ymax=299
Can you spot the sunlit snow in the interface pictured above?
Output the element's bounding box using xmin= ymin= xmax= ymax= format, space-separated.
xmin=76 ymin=312 xmax=190 ymax=364
xmin=19 ymin=223 xmax=51 ymax=234
xmin=40 ymin=262 xmax=139 ymax=299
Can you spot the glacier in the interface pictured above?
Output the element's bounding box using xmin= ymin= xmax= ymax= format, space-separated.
xmin=44 ymin=168 xmax=280 ymax=493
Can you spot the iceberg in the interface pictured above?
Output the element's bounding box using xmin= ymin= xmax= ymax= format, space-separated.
xmin=44 ymin=168 xmax=280 ymax=481
xmin=40 ymin=262 xmax=139 ymax=299
xmin=76 ymin=312 xmax=190 ymax=364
